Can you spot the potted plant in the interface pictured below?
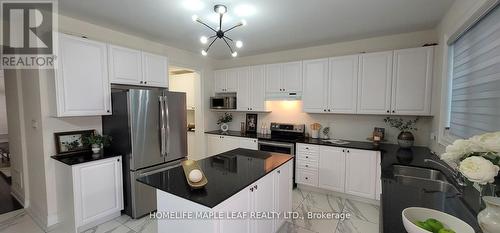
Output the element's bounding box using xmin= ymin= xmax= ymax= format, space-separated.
xmin=322 ymin=127 xmax=330 ymax=139
xmin=217 ymin=113 xmax=233 ymax=132
xmin=440 ymin=132 xmax=500 ymax=233
xmin=384 ymin=117 xmax=418 ymax=148
xmin=82 ymin=132 xmax=111 ymax=153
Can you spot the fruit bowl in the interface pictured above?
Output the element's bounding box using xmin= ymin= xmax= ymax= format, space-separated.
xmin=402 ymin=207 xmax=474 ymax=233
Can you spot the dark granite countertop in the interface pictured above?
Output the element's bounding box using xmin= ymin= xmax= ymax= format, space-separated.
xmin=137 ymin=148 xmax=293 ymax=208
xmin=51 ymin=150 xmax=121 ymax=166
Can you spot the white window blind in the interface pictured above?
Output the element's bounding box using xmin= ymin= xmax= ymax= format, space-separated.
xmin=450 ymin=4 xmax=500 ymax=139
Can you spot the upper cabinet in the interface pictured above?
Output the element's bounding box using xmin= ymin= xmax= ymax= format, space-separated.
xmin=238 ymin=66 xmax=267 ymax=112
xmin=109 ymin=46 xmax=168 ymax=88
xmin=391 ymin=47 xmax=433 ymax=115
xmin=55 ymin=33 xmax=111 ymax=117
xmin=214 ymin=69 xmax=238 ymax=93
xmin=265 ymin=61 xmax=302 ymax=98
xmin=302 ymin=56 xmax=359 ymax=114
xmin=357 ymin=51 xmax=393 ymax=114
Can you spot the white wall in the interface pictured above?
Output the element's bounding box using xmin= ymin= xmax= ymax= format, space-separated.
xmin=0 ymin=70 xmax=8 ymax=139
xmin=429 ymin=0 xmax=492 ymax=154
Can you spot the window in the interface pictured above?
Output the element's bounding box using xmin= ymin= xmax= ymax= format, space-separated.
xmin=447 ymin=4 xmax=500 ymax=139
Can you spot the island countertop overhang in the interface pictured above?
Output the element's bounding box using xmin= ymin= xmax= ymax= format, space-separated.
xmin=137 ymin=148 xmax=293 ymax=208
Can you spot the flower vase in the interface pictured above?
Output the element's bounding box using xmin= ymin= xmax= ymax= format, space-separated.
xmin=397 ymin=131 xmax=414 ymax=148
xmin=478 ymin=196 xmax=500 ymax=233
xmin=91 ymin=144 xmax=101 ymax=154
xmin=220 ymin=123 xmax=229 ymax=132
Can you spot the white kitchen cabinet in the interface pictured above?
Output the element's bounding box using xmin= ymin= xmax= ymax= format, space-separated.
xmin=214 ymin=69 xmax=238 ymax=93
xmin=108 ymin=45 xmax=142 ymax=85
xmin=302 ymin=58 xmax=329 ymax=113
xmin=375 ymin=152 xmax=382 ymax=201
xmin=237 ymin=67 xmax=251 ymax=111
xmin=248 ymin=65 xmax=267 ymax=111
xmin=239 ymin=138 xmax=258 ymax=150
xmin=296 ymin=144 xmax=319 ymax=187
xmin=142 ymin=52 xmax=169 ymax=87
xmin=345 ymin=148 xmax=377 ymax=199
xmin=329 ymin=55 xmax=359 ymax=113
xmin=250 ymin=172 xmax=274 ymax=233
xmin=391 ymin=47 xmax=433 ymax=115
xmin=56 ymin=33 xmax=111 ymax=117
xmin=218 ymin=187 xmax=251 ymax=233
xmin=265 ymin=62 xmax=302 ymax=96
xmin=206 ymin=134 xmax=255 ymax=156
xmin=357 ymin=51 xmax=393 ymax=114
xmin=318 ymin=146 xmax=346 ymax=193
xmin=273 ymin=160 xmax=293 ymax=230
xmin=54 ymin=156 xmax=123 ymax=233
xmin=109 ymin=46 xmax=168 ymax=88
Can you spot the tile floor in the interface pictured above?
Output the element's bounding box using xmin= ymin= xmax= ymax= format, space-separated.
xmin=0 ymin=188 xmax=380 ymax=233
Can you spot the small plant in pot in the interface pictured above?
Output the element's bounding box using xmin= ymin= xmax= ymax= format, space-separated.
xmin=384 ymin=117 xmax=418 ymax=148
xmin=82 ymin=132 xmax=111 ymax=154
xmin=217 ymin=113 xmax=233 ymax=132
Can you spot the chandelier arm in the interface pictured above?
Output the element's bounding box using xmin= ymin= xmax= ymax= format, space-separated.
xmin=222 ymin=37 xmax=234 ymax=53
xmin=223 ymin=36 xmax=233 ymax=42
xmin=209 ymin=35 xmax=217 ymax=39
xmin=223 ymin=24 xmax=242 ymax=33
xmin=196 ymin=20 xmax=217 ymax=33
xmin=205 ymin=37 xmax=218 ymax=52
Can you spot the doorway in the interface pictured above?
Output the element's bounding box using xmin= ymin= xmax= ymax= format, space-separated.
xmin=0 ymin=69 xmax=23 ymax=215
xmin=168 ymin=66 xmax=203 ymax=160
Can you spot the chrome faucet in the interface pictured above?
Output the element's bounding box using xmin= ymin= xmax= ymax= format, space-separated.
xmin=424 ymin=158 xmax=467 ymax=187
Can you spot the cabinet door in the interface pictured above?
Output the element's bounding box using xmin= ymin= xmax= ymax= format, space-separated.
xmin=265 ymin=63 xmax=282 ymax=93
xmin=219 ymin=187 xmax=251 ymax=233
xmin=237 ymin=67 xmax=250 ymax=111
xmin=214 ymin=70 xmax=227 ymax=93
xmin=74 ymin=157 xmax=123 ymax=226
xmin=108 ymin=45 xmax=142 ymax=85
xmin=318 ymin=146 xmax=346 ymax=192
xmin=251 ymin=174 xmax=274 ymax=233
xmin=345 ymin=149 xmax=377 ymax=199
xmin=282 ymin=61 xmax=302 ymax=93
xmin=249 ymin=65 xmax=266 ymax=111
xmin=357 ymin=51 xmax=393 ymax=114
xmin=302 ymin=59 xmax=329 ymax=113
xmin=391 ymin=47 xmax=433 ymax=115
xmin=56 ymin=34 xmax=111 ymax=116
xmin=222 ymin=136 xmax=240 ymax=153
xmin=142 ymin=52 xmax=168 ymax=87
xmin=329 ymin=55 xmax=359 ymax=114
xmin=239 ymin=138 xmax=258 ymax=150
xmin=225 ymin=69 xmax=239 ymax=92
xmin=207 ymin=135 xmax=223 ymax=156
xmin=274 ymin=161 xmax=292 ymax=230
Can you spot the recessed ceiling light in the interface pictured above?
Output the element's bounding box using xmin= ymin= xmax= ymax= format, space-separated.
xmin=234 ymin=4 xmax=256 ymax=17
xmin=182 ymin=0 xmax=204 ymax=11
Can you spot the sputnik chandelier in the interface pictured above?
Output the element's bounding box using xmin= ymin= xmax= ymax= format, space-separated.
xmin=192 ymin=4 xmax=246 ymax=57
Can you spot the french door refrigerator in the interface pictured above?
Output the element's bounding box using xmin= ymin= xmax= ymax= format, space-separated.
xmin=102 ymin=86 xmax=187 ymax=219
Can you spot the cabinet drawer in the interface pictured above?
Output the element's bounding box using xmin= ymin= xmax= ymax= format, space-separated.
xmin=296 ymin=169 xmax=318 ymax=186
xmin=296 ymin=153 xmax=319 ymax=161
xmin=296 ymin=160 xmax=318 ymax=171
xmin=297 ymin=144 xmax=319 ymax=154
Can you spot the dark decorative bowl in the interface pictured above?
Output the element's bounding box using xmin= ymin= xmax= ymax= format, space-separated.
xmin=397 ymin=131 xmax=414 ymax=148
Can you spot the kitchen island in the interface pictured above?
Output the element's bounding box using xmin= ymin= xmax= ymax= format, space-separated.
xmin=137 ymin=148 xmax=293 ymax=233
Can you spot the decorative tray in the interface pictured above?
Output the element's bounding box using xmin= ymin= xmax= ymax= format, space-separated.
xmin=181 ymin=160 xmax=208 ymax=189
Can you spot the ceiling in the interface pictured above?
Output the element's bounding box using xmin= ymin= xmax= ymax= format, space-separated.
xmin=59 ymin=0 xmax=454 ymax=59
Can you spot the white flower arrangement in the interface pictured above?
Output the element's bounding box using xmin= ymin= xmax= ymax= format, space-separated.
xmin=440 ymin=132 xmax=500 ymax=185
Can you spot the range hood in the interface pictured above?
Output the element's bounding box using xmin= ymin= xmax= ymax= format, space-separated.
xmin=265 ymin=91 xmax=302 ymax=100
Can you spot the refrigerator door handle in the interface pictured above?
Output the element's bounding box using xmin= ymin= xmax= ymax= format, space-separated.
xmin=165 ymin=95 xmax=171 ymax=155
xmin=159 ymin=96 xmax=166 ymax=157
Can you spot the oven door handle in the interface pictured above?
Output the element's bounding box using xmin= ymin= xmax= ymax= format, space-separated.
xmin=258 ymin=140 xmax=295 ymax=149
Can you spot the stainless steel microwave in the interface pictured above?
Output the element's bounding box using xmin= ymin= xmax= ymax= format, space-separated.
xmin=210 ymin=96 xmax=236 ymax=109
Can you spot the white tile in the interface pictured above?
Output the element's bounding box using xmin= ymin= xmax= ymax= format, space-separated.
xmin=335 ymin=218 xmax=379 ymax=233
xmin=293 ymin=188 xmax=309 ymax=210
xmin=277 ymin=221 xmax=318 ymax=233
xmin=0 ymin=213 xmax=44 ymax=233
xmin=113 ymin=215 xmax=132 ymax=224
xmin=123 ymin=215 xmax=157 ymax=233
xmin=82 ymin=220 xmax=134 ymax=233
xmin=343 ymin=199 xmax=379 ymax=224
xmin=302 ymin=191 xmax=345 ymax=212
xmin=292 ymin=203 xmax=339 ymax=233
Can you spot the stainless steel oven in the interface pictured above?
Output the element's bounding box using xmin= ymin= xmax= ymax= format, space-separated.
xmin=258 ymin=140 xmax=295 ymax=155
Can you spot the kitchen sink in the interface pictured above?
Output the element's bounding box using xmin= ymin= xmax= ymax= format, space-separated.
xmin=393 ymin=165 xmax=460 ymax=195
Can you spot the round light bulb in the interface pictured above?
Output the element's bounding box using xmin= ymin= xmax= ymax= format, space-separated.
xmin=201 ymin=50 xmax=207 ymax=56
xmin=240 ymin=19 xmax=247 ymax=26
xmin=191 ymin=15 xmax=199 ymax=22
xmin=231 ymin=51 xmax=238 ymax=57
xmin=200 ymin=36 xmax=208 ymax=44
xmin=215 ymin=5 xmax=227 ymax=14
xmin=235 ymin=40 xmax=243 ymax=48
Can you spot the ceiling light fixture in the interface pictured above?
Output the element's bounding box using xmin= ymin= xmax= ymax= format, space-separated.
xmin=192 ymin=4 xmax=246 ymax=57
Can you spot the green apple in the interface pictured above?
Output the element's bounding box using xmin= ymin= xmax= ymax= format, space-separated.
xmin=415 ymin=221 xmax=434 ymax=232
xmin=438 ymin=229 xmax=455 ymax=233
xmin=425 ymin=218 xmax=444 ymax=232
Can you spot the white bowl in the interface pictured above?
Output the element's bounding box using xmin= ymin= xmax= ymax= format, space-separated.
xmin=402 ymin=207 xmax=474 ymax=233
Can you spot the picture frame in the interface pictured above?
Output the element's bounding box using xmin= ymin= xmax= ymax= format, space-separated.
xmin=54 ymin=130 xmax=94 ymax=155
xmin=245 ymin=114 xmax=258 ymax=133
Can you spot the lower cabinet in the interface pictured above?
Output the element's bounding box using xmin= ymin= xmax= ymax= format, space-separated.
xmin=54 ymin=156 xmax=124 ymax=233
xmin=297 ymin=143 xmax=380 ymax=200
xmin=216 ymin=160 xmax=293 ymax=233
xmin=206 ymin=134 xmax=258 ymax=157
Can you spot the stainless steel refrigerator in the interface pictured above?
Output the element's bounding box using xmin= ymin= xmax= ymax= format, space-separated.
xmin=102 ymin=86 xmax=187 ymax=219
